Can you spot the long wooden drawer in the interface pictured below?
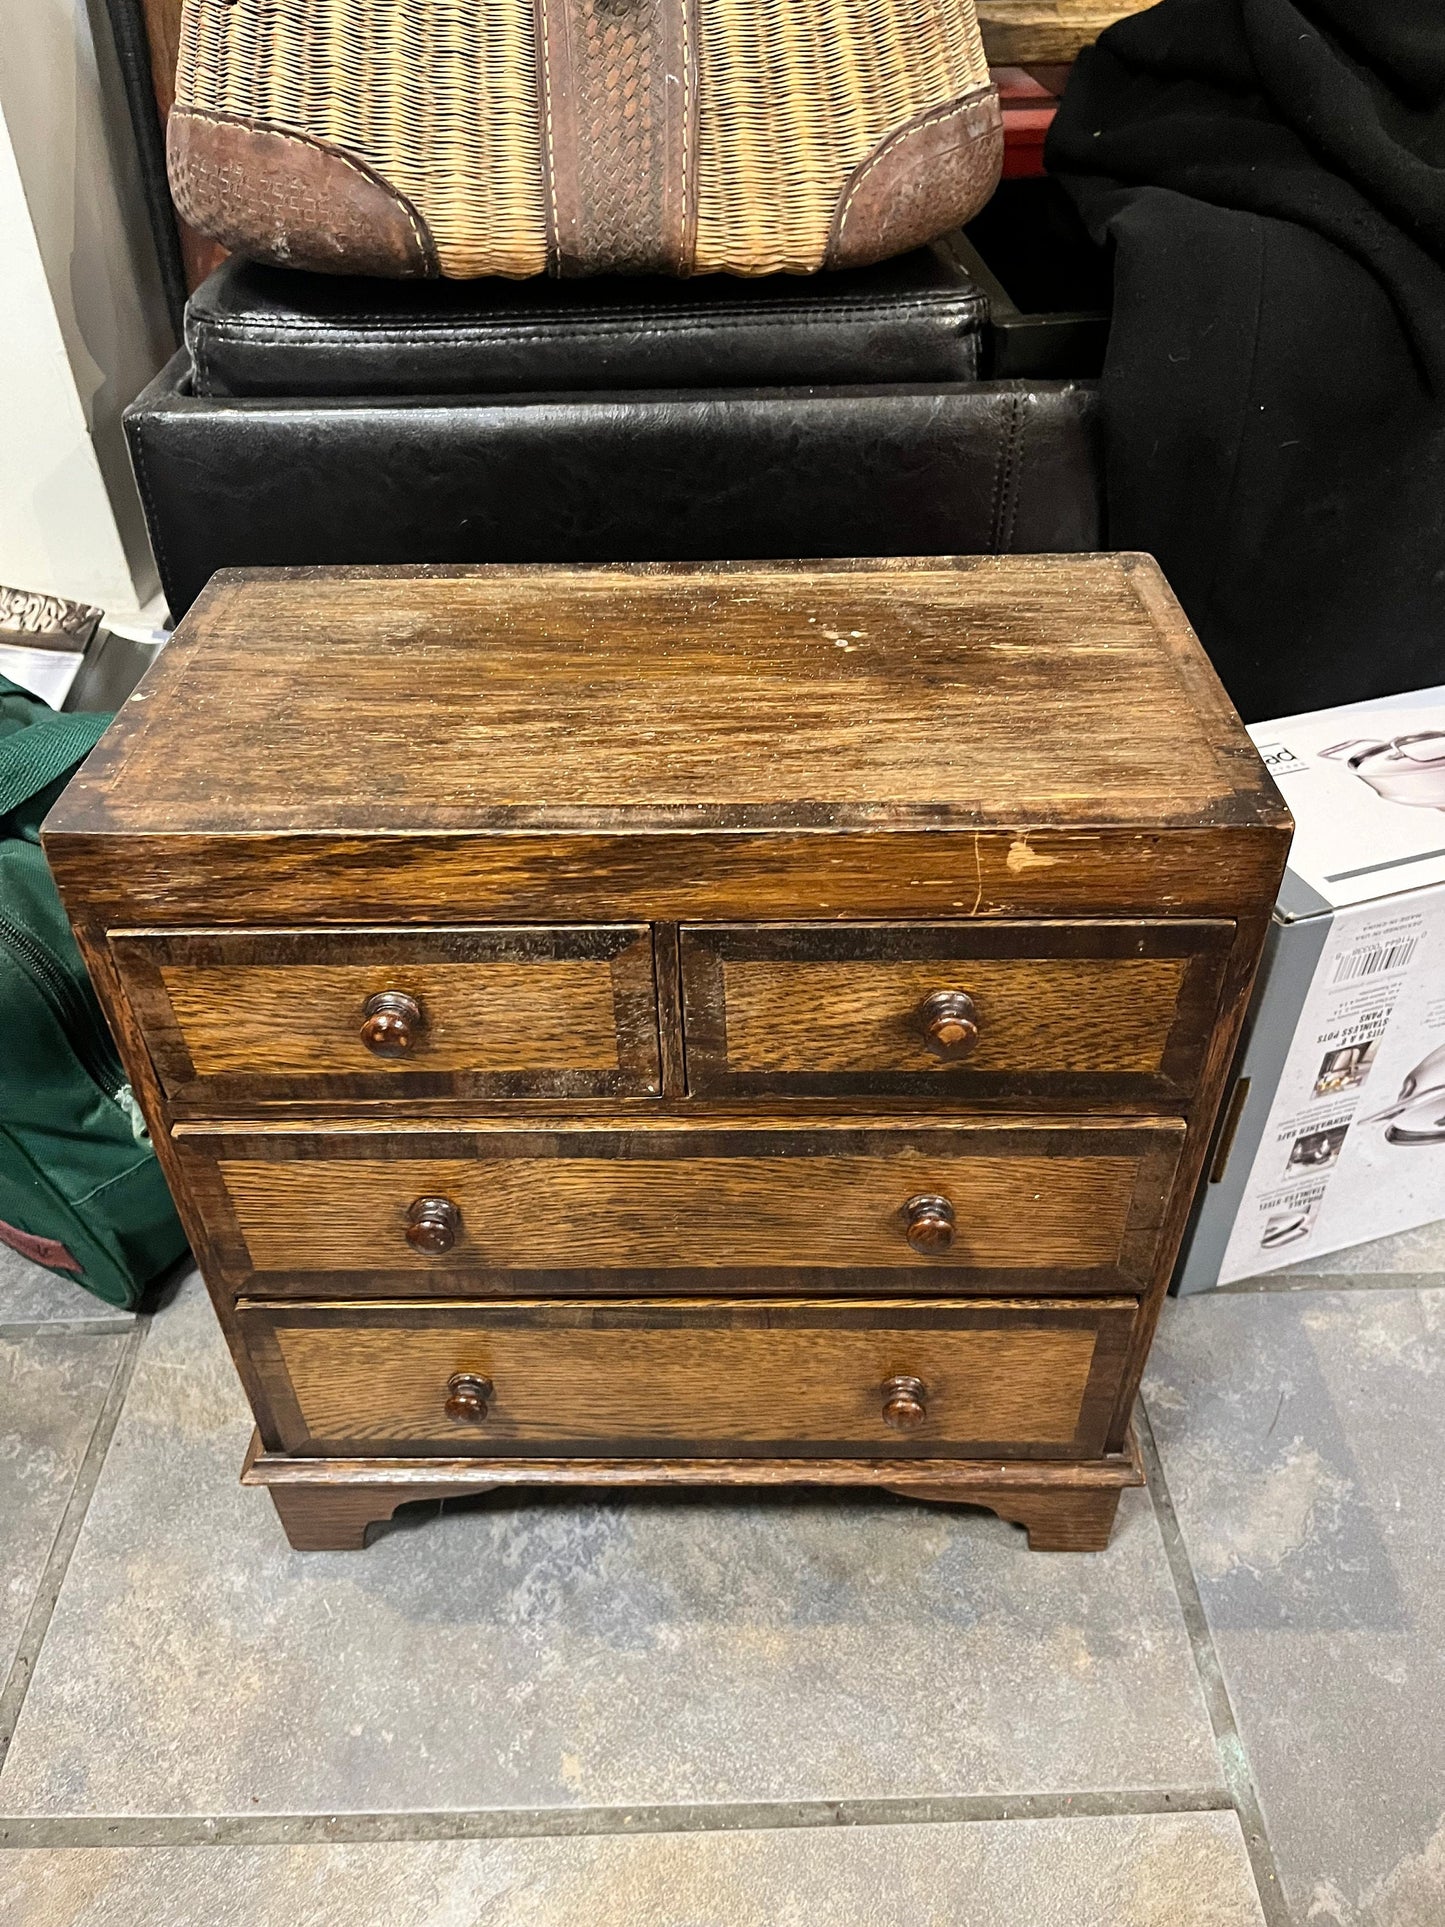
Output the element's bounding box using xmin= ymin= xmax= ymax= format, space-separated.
xmin=179 ymin=1117 xmax=1185 ymax=1297
xmin=240 ymin=1297 xmax=1137 ymax=1459
xmin=111 ymin=925 xmax=660 ymax=1104
xmin=679 ymin=921 xmax=1232 ymax=1102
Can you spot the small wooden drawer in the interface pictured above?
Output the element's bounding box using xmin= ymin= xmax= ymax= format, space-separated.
xmin=111 ymin=926 xmax=660 ymax=1104
xmin=180 ymin=1116 xmax=1184 ymax=1297
xmin=239 ymin=1297 xmax=1137 ymax=1460
xmin=679 ymin=921 xmax=1232 ymax=1102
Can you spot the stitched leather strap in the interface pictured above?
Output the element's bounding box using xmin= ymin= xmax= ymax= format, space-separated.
xmin=536 ymin=0 xmax=696 ymax=276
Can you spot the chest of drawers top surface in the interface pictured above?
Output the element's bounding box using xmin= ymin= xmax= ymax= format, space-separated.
xmin=43 ymin=557 xmax=1287 ymax=925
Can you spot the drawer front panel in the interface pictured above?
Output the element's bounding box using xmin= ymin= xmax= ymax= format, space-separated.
xmin=181 ymin=1119 xmax=1184 ymax=1297
xmin=240 ymin=1297 xmax=1137 ymax=1460
xmin=112 ymin=926 xmax=660 ymax=1103
xmin=679 ymin=921 xmax=1232 ymax=1101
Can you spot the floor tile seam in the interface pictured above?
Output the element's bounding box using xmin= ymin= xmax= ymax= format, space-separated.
xmin=0 ymin=1788 xmax=1238 ymax=1850
xmin=0 ymin=1319 xmax=137 ymax=1339
xmin=1136 ymin=1397 xmax=1293 ymax=1927
xmin=0 ymin=1317 xmax=150 ymax=1773
xmin=1214 ymin=1274 xmax=1442 ymax=1295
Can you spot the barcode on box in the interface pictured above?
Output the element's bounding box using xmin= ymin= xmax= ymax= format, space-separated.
xmin=1330 ymin=937 xmax=1420 ymax=984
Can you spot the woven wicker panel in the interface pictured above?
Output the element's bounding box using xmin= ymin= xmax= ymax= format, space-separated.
xmin=176 ymin=0 xmax=989 ymax=278
xmin=692 ymin=0 xmax=991 ymax=274
xmin=174 ymin=0 xmax=549 ymax=277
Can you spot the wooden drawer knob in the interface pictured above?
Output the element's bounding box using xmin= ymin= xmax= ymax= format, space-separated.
xmin=917 ymin=990 xmax=980 ymax=1061
xmin=903 ymin=1193 xmax=956 ymax=1254
xmin=882 ymin=1374 xmax=928 ymax=1432
xmin=445 ymin=1373 xmax=492 ymax=1423
xmin=361 ymin=991 xmax=424 ymax=1056
xmin=406 ymin=1195 xmax=459 ymax=1254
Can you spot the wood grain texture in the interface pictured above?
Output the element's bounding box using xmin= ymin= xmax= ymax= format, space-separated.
xmin=896 ymin=1485 xmax=1126 ymax=1551
xmin=239 ymin=1297 xmax=1135 ymax=1459
xmin=1090 ymin=563 xmax=1290 ymax=1450
xmin=218 ymin=1153 xmax=1136 ymax=1275
xmin=111 ymin=926 xmax=660 ymax=1102
xmin=45 ymin=560 xmax=1289 ymax=840
xmin=67 ymin=921 xmax=284 ymax=1435
xmin=242 ymin=1433 xmax=1145 ymax=1491
xmin=681 ymin=919 xmax=1231 ymax=1099
xmin=41 ymin=557 xmax=1289 ymax=1553
xmin=653 ymin=922 xmax=688 ymax=1097
xmin=244 ymin=1427 xmax=1146 ymax=1549
xmin=50 ymin=825 xmax=1292 ymax=927
xmin=1104 ymin=904 xmax=1275 ymax=1450
xmin=261 ymin=1483 xmax=472 ymax=1551
xmin=721 ymin=958 xmax=1184 ymax=1068
xmin=163 ymin=963 xmax=620 ymax=1071
xmin=176 ymin=1118 xmax=1184 ymax=1296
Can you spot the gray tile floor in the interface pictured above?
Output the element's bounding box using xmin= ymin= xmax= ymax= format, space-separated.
xmin=2 ymin=1221 xmax=1442 ymax=1925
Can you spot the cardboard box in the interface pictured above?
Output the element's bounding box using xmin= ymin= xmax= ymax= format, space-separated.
xmin=1178 ymin=685 xmax=1445 ymax=1291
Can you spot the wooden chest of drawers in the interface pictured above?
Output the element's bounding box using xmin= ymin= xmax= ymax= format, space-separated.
xmin=43 ymin=557 xmax=1289 ymax=1551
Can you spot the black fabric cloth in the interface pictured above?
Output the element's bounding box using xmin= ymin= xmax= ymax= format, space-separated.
xmin=1047 ymin=0 xmax=1445 ymax=721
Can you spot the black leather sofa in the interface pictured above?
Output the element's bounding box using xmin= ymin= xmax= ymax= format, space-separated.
xmin=125 ymin=199 xmax=1107 ymax=620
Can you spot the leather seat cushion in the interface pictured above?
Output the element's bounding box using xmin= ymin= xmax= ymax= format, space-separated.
xmin=185 ymin=247 xmax=987 ymax=398
xmin=128 ymin=353 xmax=1102 ymax=619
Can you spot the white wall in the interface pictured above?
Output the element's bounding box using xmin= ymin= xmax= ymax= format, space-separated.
xmin=0 ymin=0 xmax=175 ymax=617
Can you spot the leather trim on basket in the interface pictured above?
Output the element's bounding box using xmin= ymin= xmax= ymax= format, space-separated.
xmin=826 ymin=88 xmax=1004 ymax=272
xmin=0 ymin=1219 xmax=82 ymax=1273
xmin=535 ymin=0 xmax=697 ymax=276
xmin=167 ymin=111 xmax=439 ymax=278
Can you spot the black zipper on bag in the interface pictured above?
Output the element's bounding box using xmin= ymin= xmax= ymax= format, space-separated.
xmin=0 ymin=912 xmax=126 ymax=1099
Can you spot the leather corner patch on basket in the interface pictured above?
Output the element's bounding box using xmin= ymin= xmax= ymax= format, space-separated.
xmin=168 ymin=110 xmax=439 ymax=279
xmin=535 ymin=0 xmax=698 ymax=276
xmin=0 ymin=1218 xmax=82 ymax=1274
xmin=828 ymin=86 xmax=1004 ymax=271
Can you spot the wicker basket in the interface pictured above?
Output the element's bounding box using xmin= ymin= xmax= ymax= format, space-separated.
xmin=168 ymin=0 xmax=1002 ymax=278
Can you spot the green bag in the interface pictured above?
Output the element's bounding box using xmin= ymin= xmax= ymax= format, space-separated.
xmin=0 ymin=677 xmax=188 ymax=1308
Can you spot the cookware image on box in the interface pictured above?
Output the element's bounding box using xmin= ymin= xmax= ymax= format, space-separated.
xmin=1315 ymin=1041 xmax=1379 ymax=1096
xmin=1260 ymin=1200 xmax=1323 ymax=1250
xmin=1320 ymin=734 xmax=1445 ymax=811
xmin=1286 ymin=1124 xmax=1350 ymax=1175
xmin=1362 ymin=1044 xmax=1445 ymax=1147
xmin=1178 ymin=685 xmax=1445 ymax=1293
